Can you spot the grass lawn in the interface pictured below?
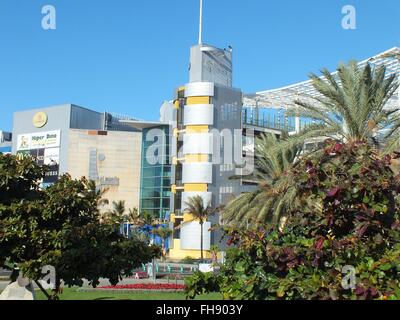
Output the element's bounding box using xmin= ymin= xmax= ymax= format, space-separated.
xmin=33 ymin=287 xmax=223 ymax=300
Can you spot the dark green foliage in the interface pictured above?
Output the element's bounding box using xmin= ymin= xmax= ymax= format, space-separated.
xmin=0 ymin=154 xmax=161 ymax=299
xmin=185 ymin=270 xmax=222 ymax=300
xmin=186 ymin=142 xmax=400 ymax=300
xmin=0 ymin=154 xmax=47 ymax=268
xmin=180 ymin=256 xmax=197 ymax=265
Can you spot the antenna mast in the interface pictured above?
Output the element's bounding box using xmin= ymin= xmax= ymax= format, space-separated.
xmin=198 ymin=0 xmax=203 ymax=45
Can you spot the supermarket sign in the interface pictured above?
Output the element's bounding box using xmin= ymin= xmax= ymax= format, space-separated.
xmin=17 ymin=130 xmax=61 ymax=151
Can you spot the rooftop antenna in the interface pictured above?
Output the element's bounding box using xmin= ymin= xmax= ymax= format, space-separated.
xmin=198 ymin=0 xmax=203 ymax=45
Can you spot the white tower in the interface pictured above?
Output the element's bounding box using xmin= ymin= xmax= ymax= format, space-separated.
xmin=189 ymin=0 xmax=233 ymax=87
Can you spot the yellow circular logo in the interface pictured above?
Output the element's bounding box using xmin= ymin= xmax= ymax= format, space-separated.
xmin=33 ymin=112 xmax=48 ymax=128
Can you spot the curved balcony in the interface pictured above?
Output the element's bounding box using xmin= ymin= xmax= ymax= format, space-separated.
xmin=182 ymin=162 xmax=213 ymax=184
xmin=183 ymin=133 xmax=213 ymax=155
xmin=180 ymin=221 xmax=211 ymax=251
xmin=184 ymin=104 xmax=214 ymax=126
xmin=184 ymin=82 xmax=214 ymax=97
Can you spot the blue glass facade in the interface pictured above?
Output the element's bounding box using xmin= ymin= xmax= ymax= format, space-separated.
xmin=139 ymin=125 xmax=171 ymax=220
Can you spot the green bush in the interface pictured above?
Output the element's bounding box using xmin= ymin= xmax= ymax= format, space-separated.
xmin=186 ymin=141 xmax=400 ymax=300
xmin=185 ymin=270 xmax=222 ymax=300
xmin=181 ymin=256 xmax=197 ymax=265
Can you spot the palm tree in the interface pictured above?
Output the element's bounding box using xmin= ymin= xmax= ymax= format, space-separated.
xmin=184 ymin=196 xmax=214 ymax=262
xmin=142 ymin=211 xmax=155 ymax=226
xmin=100 ymin=200 xmax=127 ymax=232
xmin=111 ymin=200 xmax=130 ymax=236
xmin=113 ymin=200 xmax=126 ymax=216
xmin=383 ymin=111 xmax=400 ymax=154
xmin=285 ymin=61 xmax=399 ymax=150
xmin=155 ymin=227 xmax=172 ymax=258
xmin=87 ymin=180 xmax=109 ymax=208
xmin=128 ymin=207 xmax=141 ymax=225
xmin=222 ymin=133 xmax=301 ymax=228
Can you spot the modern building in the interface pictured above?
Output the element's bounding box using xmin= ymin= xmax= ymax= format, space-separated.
xmin=124 ymin=38 xmax=399 ymax=259
xmin=124 ymin=40 xmax=277 ymax=259
xmin=12 ymin=104 xmax=142 ymax=212
xmin=0 ymin=131 xmax=12 ymax=154
xmin=167 ymin=44 xmax=244 ymax=259
xmin=5 ymin=0 xmax=398 ymax=260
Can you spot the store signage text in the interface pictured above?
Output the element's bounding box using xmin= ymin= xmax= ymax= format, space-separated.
xmin=17 ymin=130 xmax=61 ymax=151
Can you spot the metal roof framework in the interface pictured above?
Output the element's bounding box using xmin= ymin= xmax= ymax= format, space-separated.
xmin=119 ymin=120 xmax=168 ymax=131
xmin=243 ymin=47 xmax=400 ymax=111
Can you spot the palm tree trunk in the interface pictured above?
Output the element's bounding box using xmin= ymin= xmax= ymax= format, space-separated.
xmin=200 ymin=222 xmax=204 ymax=262
xmin=162 ymin=239 xmax=166 ymax=261
xmin=35 ymin=280 xmax=51 ymax=300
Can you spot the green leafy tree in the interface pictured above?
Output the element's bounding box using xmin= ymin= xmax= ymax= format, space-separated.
xmin=0 ymin=154 xmax=46 ymax=270
xmin=184 ymin=196 xmax=214 ymax=261
xmin=0 ymin=154 xmax=161 ymax=300
xmin=186 ymin=141 xmax=400 ymax=300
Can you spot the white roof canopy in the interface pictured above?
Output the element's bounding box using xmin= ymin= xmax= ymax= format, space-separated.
xmin=244 ymin=47 xmax=400 ymax=111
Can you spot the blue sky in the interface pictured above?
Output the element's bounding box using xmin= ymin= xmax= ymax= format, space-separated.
xmin=0 ymin=0 xmax=399 ymax=131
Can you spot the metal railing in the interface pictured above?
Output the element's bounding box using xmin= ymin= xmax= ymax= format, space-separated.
xmin=242 ymin=109 xmax=296 ymax=132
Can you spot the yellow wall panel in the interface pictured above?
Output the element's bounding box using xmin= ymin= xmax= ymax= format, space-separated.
xmin=184 ymin=184 xmax=208 ymax=192
xmin=171 ymin=185 xmax=177 ymax=194
xmin=186 ymin=126 xmax=209 ymax=134
xmin=168 ymin=239 xmax=213 ymax=260
xmin=185 ymin=154 xmax=209 ymax=163
xmin=183 ymin=213 xmax=195 ymax=222
xmin=186 ymin=96 xmax=210 ymax=105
